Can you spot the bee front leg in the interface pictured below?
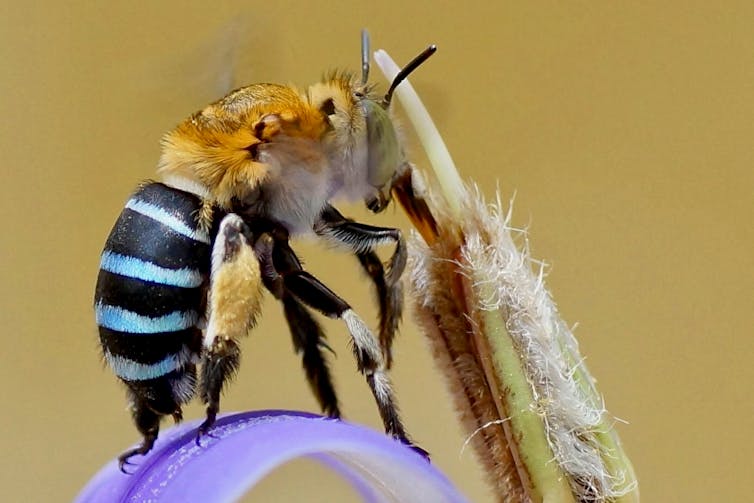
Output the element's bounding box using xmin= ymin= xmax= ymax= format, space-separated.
xmin=355 ymin=251 xmax=401 ymax=367
xmin=315 ymin=204 xmax=405 ymax=368
xmin=198 ymin=214 xmax=263 ymax=441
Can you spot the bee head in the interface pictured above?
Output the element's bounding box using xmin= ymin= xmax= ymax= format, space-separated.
xmin=308 ymin=31 xmax=435 ymax=213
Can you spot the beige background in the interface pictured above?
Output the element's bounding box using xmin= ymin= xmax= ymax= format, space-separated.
xmin=2 ymin=2 xmax=752 ymax=502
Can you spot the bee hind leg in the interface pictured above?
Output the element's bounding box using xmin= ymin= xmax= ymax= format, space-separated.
xmin=198 ymin=214 xmax=262 ymax=442
xmin=118 ymin=395 xmax=161 ymax=473
xmin=315 ymin=204 xmax=405 ymax=368
xmin=197 ymin=337 xmax=241 ymax=440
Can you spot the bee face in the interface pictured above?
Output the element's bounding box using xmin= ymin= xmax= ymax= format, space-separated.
xmin=308 ymin=73 xmax=402 ymax=213
xmin=306 ymin=34 xmax=436 ymax=215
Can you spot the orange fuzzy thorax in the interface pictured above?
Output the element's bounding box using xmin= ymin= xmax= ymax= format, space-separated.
xmin=158 ymin=83 xmax=328 ymax=208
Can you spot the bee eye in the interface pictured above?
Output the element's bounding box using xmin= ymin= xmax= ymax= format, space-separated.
xmin=320 ymin=98 xmax=336 ymax=117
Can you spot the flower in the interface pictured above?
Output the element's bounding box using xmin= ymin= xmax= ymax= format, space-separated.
xmin=375 ymin=50 xmax=639 ymax=502
xmin=76 ymin=410 xmax=469 ymax=503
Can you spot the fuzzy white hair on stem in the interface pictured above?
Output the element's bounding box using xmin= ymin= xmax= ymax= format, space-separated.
xmin=376 ymin=48 xmax=638 ymax=502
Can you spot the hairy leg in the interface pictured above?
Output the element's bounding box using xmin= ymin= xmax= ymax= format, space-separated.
xmin=315 ymin=204 xmax=405 ymax=368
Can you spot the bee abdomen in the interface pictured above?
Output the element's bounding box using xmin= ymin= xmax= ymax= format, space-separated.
xmin=95 ymin=182 xmax=211 ymax=386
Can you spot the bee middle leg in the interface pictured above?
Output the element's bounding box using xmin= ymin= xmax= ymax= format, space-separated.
xmin=263 ymin=225 xmax=415 ymax=446
xmin=315 ymin=204 xmax=405 ymax=368
xmin=254 ymin=232 xmax=340 ymax=417
xmin=282 ymin=294 xmax=340 ymax=417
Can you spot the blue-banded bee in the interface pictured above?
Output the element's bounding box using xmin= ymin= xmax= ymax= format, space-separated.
xmin=94 ymin=31 xmax=437 ymax=470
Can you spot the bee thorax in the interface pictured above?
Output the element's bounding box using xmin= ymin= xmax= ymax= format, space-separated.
xmin=252 ymin=151 xmax=333 ymax=235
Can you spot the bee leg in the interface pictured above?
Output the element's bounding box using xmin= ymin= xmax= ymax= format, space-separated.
xmin=315 ymin=204 xmax=405 ymax=368
xmin=254 ymin=232 xmax=341 ymax=417
xmin=283 ymin=295 xmax=341 ymax=417
xmin=119 ymin=372 xmax=194 ymax=472
xmin=197 ymin=338 xmax=241 ymax=440
xmin=198 ymin=214 xmax=263 ymax=441
xmin=268 ymin=228 xmax=419 ymax=450
xmin=355 ymin=251 xmax=401 ymax=368
xmin=118 ymin=394 xmax=161 ymax=473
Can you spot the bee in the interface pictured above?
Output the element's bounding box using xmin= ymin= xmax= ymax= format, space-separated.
xmin=94 ymin=31 xmax=436 ymax=470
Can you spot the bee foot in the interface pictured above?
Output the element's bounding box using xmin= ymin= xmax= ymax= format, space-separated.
xmin=117 ymin=441 xmax=154 ymax=474
xmin=195 ymin=411 xmax=218 ymax=447
xmin=397 ymin=436 xmax=430 ymax=461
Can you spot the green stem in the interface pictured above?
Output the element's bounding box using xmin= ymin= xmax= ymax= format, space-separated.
xmin=470 ymin=277 xmax=576 ymax=503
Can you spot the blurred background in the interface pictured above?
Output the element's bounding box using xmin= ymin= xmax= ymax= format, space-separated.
xmin=2 ymin=2 xmax=752 ymax=501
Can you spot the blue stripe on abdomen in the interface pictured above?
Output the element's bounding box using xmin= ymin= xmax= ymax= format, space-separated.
xmin=126 ymin=198 xmax=210 ymax=244
xmin=104 ymin=346 xmax=196 ymax=381
xmin=100 ymin=250 xmax=203 ymax=288
xmin=95 ymin=302 xmax=198 ymax=334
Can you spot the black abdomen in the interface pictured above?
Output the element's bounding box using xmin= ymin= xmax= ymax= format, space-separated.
xmin=94 ymin=182 xmax=211 ymax=409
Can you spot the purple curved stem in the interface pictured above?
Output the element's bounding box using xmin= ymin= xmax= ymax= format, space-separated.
xmin=76 ymin=410 xmax=469 ymax=503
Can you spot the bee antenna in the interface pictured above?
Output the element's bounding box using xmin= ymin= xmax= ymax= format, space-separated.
xmin=361 ymin=29 xmax=370 ymax=86
xmin=383 ymin=44 xmax=437 ymax=107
